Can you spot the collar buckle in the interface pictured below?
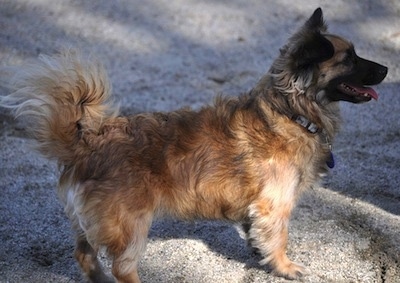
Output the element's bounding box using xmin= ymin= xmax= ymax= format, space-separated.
xmin=292 ymin=115 xmax=319 ymax=134
xmin=291 ymin=115 xmax=335 ymax=169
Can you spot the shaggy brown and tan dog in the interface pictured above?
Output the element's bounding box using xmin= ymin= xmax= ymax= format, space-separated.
xmin=0 ymin=8 xmax=387 ymax=283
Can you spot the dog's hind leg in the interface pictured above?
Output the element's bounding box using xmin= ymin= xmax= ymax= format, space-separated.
xmin=107 ymin=211 xmax=153 ymax=283
xmin=75 ymin=232 xmax=114 ymax=283
xmin=66 ymin=190 xmax=113 ymax=282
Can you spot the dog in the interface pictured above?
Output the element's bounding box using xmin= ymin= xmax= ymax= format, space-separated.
xmin=0 ymin=8 xmax=387 ymax=283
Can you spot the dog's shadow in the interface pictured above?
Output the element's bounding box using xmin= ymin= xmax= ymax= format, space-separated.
xmin=148 ymin=218 xmax=266 ymax=272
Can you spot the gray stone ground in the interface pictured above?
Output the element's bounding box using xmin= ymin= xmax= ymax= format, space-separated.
xmin=0 ymin=0 xmax=399 ymax=282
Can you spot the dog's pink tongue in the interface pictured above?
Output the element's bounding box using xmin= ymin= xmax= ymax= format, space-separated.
xmin=350 ymin=84 xmax=379 ymax=100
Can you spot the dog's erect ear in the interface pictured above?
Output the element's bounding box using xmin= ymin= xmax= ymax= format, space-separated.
xmin=305 ymin=8 xmax=327 ymax=32
xmin=292 ymin=33 xmax=334 ymax=68
xmin=290 ymin=8 xmax=333 ymax=68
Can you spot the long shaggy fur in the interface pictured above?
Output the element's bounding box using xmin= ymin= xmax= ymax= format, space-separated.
xmin=0 ymin=8 xmax=387 ymax=283
xmin=1 ymin=51 xmax=118 ymax=163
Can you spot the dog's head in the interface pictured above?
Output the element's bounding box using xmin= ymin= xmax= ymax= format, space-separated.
xmin=269 ymin=8 xmax=388 ymax=105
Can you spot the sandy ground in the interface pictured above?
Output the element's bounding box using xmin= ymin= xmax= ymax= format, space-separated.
xmin=0 ymin=0 xmax=399 ymax=282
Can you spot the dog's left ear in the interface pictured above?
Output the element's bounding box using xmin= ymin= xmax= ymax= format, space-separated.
xmin=291 ymin=8 xmax=334 ymax=68
xmin=305 ymin=8 xmax=327 ymax=32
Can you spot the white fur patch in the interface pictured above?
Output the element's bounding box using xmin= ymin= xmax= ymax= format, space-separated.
xmin=64 ymin=185 xmax=89 ymax=235
xmin=115 ymin=213 xmax=153 ymax=276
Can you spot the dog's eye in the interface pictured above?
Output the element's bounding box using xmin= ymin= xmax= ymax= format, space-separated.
xmin=344 ymin=50 xmax=357 ymax=66
xmin=344 ymin=56 xmax=353 ymax=66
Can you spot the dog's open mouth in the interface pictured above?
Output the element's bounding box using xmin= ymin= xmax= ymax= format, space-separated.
xmin=337 ymin=83 xmax=379 ymax=101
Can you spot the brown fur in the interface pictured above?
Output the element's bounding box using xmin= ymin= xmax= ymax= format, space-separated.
xmin=0 ymin=8 xmax=387 ymax=283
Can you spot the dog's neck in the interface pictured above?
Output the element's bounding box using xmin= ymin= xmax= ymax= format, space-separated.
xmin=291 ymin=114 xmax=330 ymax=145
xmin=291 ymin=114 xmax=335 ymax=168
xmin=251 ymin=80 xmax=338 ymax=151
xmin=291 ymin=114 xmax=319 ymax=134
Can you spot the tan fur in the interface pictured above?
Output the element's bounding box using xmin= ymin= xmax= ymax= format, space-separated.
xmin=0 ymin=9 xmax=387 ymax=283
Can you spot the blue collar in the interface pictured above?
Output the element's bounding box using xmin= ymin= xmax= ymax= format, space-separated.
xmin=291 ymin=114 xmax=335 ymax=168
xmin=292 ymin=115 xmax=319 ymax=134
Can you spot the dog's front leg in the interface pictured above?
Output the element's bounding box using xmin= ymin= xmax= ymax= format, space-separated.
xmin=248 ymin=198 xmax=306 ymax=279
xmin=247 ymin=166 xmax=307 ymax=280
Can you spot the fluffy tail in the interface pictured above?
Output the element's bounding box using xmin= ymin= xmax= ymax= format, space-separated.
xmin=0 ymin=51 xmax=119 ymax=164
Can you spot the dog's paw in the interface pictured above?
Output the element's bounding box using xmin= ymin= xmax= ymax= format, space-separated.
xmin=88 ymin=273 xmax=115 ymax=283
xmin=273 ymin=261 xmax=308 ymax=280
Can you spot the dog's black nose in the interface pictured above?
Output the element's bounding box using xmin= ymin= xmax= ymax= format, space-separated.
xmin=358 ymin=58 xmax=388 ymax=85
xmin=379 ymin=66 xmax=388 ymax=77
xmin=375 ymin=65 xmax=388 ymax=83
